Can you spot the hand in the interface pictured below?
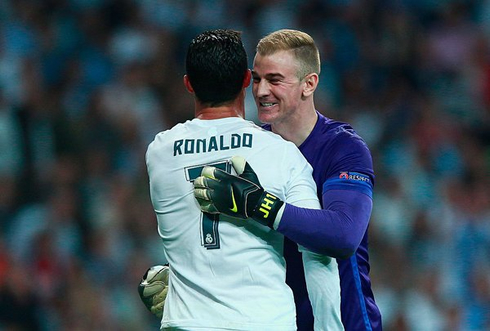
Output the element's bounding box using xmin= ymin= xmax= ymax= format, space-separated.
xmin=138 ymin=265 xmax=169 ymax=319
xmin=193 ymin=156 xmax=284 ymax=228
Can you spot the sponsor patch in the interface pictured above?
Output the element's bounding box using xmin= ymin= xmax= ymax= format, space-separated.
xmin=339 ymin=171 xmax=370 ymax=183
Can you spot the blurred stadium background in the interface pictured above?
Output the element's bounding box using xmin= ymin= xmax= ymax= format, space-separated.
xmin=0 ymin=0 xmax=489 ymax=330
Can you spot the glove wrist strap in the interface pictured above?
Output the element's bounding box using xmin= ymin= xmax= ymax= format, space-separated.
xmin=251 ymin=191 xmax=284 ymax=228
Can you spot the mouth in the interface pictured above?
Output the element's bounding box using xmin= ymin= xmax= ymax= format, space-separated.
xmin=259 ymin=102 xmax=278 ymax=109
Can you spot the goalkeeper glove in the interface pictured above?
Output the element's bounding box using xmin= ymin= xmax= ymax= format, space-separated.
xmin=193 ymin=156 xmax=284 ymax=228
xmin=138 ymin=265 xmax=169 ymax=319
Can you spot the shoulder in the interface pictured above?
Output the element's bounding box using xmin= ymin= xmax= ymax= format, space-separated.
xmin=318 ymin=116 xmax=363 ymax=143
xmin=315 ymin=115 xmax=374 ymax=179
xmin=249 ymin=121 xmax=299 ymax=150
xmin=317 ymin=116 xmax=371 ymax=155
xmin=146 ymin=121 xmax=189 ymax=159
xmin=307 ymin=115 xmax=371 ymax=163
xmin=248 ymin=123 xmax=307 ymax=168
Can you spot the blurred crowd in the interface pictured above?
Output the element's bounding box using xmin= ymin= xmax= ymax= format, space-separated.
xmin=0 ymin=0 xmax=489 ymax=330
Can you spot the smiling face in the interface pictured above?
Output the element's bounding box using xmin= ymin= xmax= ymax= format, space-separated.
xmin=252 ymin=50 xmax=306 ymax=125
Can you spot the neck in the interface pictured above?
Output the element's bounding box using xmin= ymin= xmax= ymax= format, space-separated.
xmin=195 ymin=94 xmax=245 ymax=120
xmin=271 ymin=106 xmax=318 ymax=147
xmin=196 ymin=107 xmax=243 ymax=120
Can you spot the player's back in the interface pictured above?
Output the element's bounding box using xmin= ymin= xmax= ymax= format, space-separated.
xmin=146 ymin=117 xmax=319 ymax=331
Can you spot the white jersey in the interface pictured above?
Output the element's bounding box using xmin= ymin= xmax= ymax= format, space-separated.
xmin=146 ymin=117 xmax=320 ymax=330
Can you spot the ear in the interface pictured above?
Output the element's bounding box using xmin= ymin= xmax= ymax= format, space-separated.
xmin=243 ymin=69 xmax=252 ymax=88
xmin=302 ymin=73 xmax=319 ymax=97
xmin=183 ymin=75 xmax=194 ymax=93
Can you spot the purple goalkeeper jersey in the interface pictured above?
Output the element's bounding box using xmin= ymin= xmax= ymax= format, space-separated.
xmin=264 ymin=112 xmax=382 ymax=330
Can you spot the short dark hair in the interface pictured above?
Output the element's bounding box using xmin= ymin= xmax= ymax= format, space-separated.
xmin=186 ymin=29 xmax=248 ymax=106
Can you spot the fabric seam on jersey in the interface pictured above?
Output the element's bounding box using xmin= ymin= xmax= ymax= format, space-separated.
xmin=350 ymin=254 xmax=373 ymax=331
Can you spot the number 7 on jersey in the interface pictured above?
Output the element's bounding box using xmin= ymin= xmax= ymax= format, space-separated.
xmin=185 ymin=160 xmax=231 ymax=250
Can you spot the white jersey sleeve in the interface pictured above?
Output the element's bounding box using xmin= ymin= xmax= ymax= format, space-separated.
xmin=303 ymin=252 xmax=344 ymax=331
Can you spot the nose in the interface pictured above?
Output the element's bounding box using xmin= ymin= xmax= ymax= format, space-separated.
xmin=254 ymin=79 xmax=270 ymax=98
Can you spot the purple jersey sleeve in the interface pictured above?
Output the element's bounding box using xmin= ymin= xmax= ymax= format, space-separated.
xmin=277 ymin=181 xmax=372 ymax=258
